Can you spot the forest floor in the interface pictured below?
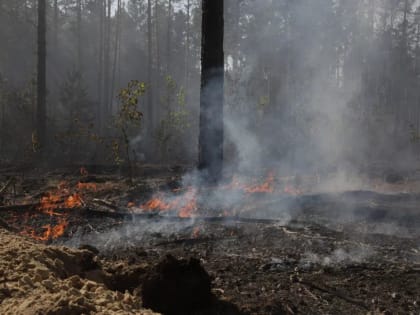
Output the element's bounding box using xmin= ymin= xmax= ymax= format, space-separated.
xmin=0 ymin=165 xmax=419 ymax=315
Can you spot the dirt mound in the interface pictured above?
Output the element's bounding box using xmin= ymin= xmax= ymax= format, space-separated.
xmin=142 ymin=255 xmax=213 ymax=314
xmin=0 ymin=228 xmax=159 ymax=315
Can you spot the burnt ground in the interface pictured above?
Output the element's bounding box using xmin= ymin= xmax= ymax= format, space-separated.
xmin=0 ymin=166 xmax=420 ymax=314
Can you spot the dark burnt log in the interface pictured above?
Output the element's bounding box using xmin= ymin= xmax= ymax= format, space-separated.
xmin=0 ymin=204 xmax=38 ymax=212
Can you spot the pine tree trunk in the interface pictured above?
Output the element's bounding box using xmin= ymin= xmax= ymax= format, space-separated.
xmin=184 ymin=0 xmax=190 ymax=91
xmin=37 ymin=0 xmax=47 ymax=151
xmin=198 ymin=0 xmax=224 ymax=183
xmin=154 ymin=0 xmax=161 ymax=130
xmin=77 ymin=0 xmax=82 ymax=71
xmin=166 ymin=0 xmax=172 ymax=75
xmin=147 ymin=0 xmax=154 ymax=132
xmin=103 ymin=0 xmax=111 ymax=121
xmin=97 ymin=0 xmax=105 ymax=132
xmin=110 ymin=0 xmax=122 ymax=114
xmin=0 ymin=88 xmax=4 ymax=153
xmin=53 ymin=0 xmax=58 ymax=47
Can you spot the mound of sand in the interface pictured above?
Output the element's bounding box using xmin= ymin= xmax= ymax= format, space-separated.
xmin=0 ymin=228 xmax=159 ymax=315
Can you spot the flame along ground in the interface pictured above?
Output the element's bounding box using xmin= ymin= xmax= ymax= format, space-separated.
xmin=136 ymin=171 xmax=303 ymax=217
xmin=17 ymin=170 xmax=302 ymax=242
xmin=19 ymin=168 xmax=97 ymax=241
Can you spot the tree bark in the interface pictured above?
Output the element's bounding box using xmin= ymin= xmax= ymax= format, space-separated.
xmin=77 ymin=0 xmax=82 ymax=71
xmin=198 ymin=0 xmax=224 ymax=183
xmin=184 ymin=0 xmax=190 ymax=91
xmin=97 ymin=0 xmax=105 ymax=132
xmin=154 ymin=0 xmax=161 ymax=129
xmin=166 ymin=0 xmax=172 ymax=75
xmin=110 ymin=0 xmax=122 ymax=113
xmin=147 ymin=0 xmax=154 ymax=132
xmin=53 ymin=0 xmax=58 ymax=47
xmin=103 ymin=0 xmax=111 ymax=119
xmin=37 ymin=0 xmax=47 ymax=152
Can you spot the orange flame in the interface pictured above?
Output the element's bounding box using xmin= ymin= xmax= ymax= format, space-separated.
xmin=284 ymin=185 xmax=302 ymax=196
xmin=77 ymin=182 xmax=97 ymax=191
xmin=22 ymin=180 xmax=93 ymax=241
xmin=224 ymin=172 xmax=276 ymax=194
xmin=141 ymin=188 xmax=198 ymax=218
xmin=244 ymin=172 xmax=275 ymax=193
xmin=64 ymin=194 xmax=83 ymax=208
xmin=23 ymin=219 xmax=68 ymax=241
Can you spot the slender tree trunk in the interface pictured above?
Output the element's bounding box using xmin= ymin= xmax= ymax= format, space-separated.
xmin=147 ymin=0 xmax=154 ymax=131
xmin=154 ymin=0 xmax=161 ymax=129
xmin=155 ymin=0 xmax=160 ymax=77
xmin=166 ymin=0 xmax=172 ymax=75
xmin=97 ymin=0 xmax=105 ymax=132
xmin=103 ymin=0 xmax=111 ymax=120
xmin=53 ymin=0 xmax=58 ymax=47
xmin=110 ymin=0 xmax=121 ymax=114
xmin=402 ymin=0 xmax=409 ymax=52
xmin=77 ymin=0 xmax=82 ymax=71
xmin=198 ymin=0 xmax=224 ymax=183
xmin=165 ymin=0 xmax=172 ymax=113
xmin=184 ymin=0 xmax=190 ymax=91
xmin=0 ymin=88 xmax=4 ymax=153
xmin=37 ymin=0 xmax=47 ymax=152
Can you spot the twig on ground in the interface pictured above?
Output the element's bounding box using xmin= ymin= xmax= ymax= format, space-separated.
xmin=0 ymin=177 xmax=14 ymax=195
xmin=300 ymin=280 xmax=368 ymax=310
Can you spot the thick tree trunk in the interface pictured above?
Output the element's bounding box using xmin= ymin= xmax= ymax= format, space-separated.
xmin=198 ymin=0 xmax=224 ymax=183
xmin=37 ymin=0 xmax=47 ymax=151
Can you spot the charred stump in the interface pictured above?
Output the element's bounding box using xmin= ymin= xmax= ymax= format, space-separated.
xmin=141 ymin=255 xmax=212 ymax=314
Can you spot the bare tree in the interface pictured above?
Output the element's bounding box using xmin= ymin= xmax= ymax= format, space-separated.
xmin=37 ymin=0 xmax=47 ymax=151
xmin=77 ymin=0 xmax=82 ymax=71
xmin=110 ymin=0 xmax=122 ymax=112
xmin=147 ymin=0 xmax=154 ymax=131
xmin=198 ymin=0 xmax=224 ymax=183
xmin=184 ymin=0 xmax=190 ymax=91
xmin=53 ymin=0 xmax=58 ymax=47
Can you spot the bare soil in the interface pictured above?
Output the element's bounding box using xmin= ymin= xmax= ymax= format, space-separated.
xmin=0 ymin=166 xmax=420 ymax=314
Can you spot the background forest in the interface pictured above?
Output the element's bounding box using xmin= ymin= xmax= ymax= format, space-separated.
xmin=1 ymin=0 xmax=420 ymax=176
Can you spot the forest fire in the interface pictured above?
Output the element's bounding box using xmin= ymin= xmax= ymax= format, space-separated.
xmin=17 ymin=180 xmax=95 ymax=241
xmin=243 ymin=172 xmax=275 ymax=193
xmin=141 ymin=188 xmax=198 ymax=218
xmin=136 ymin=172 xmax=302 ymax=218
xmin=21 ymin=219 xmax=69 ymax=241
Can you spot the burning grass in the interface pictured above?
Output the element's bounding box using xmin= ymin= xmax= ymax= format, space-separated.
xmin=1 ymin=167 xmax=420 ymax=314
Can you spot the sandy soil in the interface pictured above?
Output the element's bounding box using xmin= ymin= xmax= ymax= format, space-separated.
xmin=0 ymin=228 xmax=159 ymax=315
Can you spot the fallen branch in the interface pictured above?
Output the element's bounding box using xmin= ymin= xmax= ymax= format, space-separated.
xmin=91 ymin=198 xmax=121 ymax=211
xmin=0 ymin=177 xmax=14 ymax=195
xmin=155 ymin=236 xmax=235 ymax=246
xmin=300 ymin=280 xmax=368 ymax=310
xmin=0 ymin=203 xmax=38 ymax=212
